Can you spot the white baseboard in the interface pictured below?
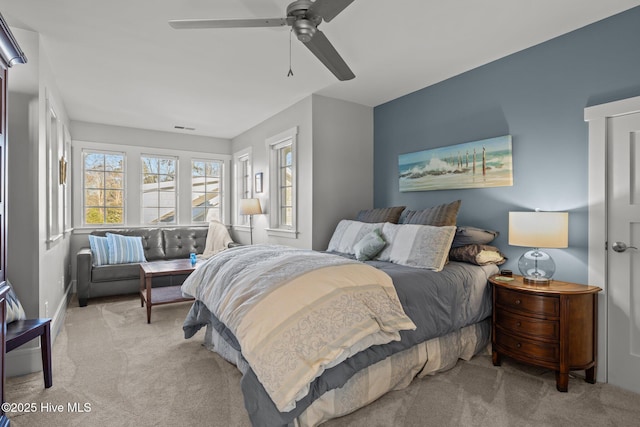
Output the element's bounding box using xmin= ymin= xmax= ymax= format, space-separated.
xmin=6 ymin=283 xmax=71 ymax=378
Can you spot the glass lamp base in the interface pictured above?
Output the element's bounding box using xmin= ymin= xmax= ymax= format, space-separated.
xmin=518 ymin=249 xmax=555 ymax=285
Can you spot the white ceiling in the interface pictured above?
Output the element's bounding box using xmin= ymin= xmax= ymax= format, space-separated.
xmin=1 ymin=0 xmax=639 ymax=139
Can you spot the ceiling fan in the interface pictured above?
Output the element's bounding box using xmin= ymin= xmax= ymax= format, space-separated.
xmin=169 ymin=0 xmax=356 ymax=81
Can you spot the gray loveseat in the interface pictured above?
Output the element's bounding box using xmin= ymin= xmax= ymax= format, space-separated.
xmin=77 ymin=226 xmax=213 ymax=307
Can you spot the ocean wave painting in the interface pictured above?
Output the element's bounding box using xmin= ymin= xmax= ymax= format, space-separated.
xmin=399 ymin=135 xmax=513 ymax=192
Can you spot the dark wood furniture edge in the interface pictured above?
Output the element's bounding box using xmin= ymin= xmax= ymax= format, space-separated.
xmin=490 ymin=274 xmax=601 ymax=392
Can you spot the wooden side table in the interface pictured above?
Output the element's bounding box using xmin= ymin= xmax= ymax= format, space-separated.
xmin=140 ymin=259 xmax=196 ymax=323
xmin=490 ymin=274 xmax=601 ymax=391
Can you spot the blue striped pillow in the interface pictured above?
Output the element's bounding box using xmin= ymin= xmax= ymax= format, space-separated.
xmin=106 ymin=233 xmax=147 ymax=265
xmin=89 ymin=235 xmax=110 ymax=266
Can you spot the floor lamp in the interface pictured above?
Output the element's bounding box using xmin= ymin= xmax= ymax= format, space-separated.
xmin=239 ymin=198 xmax=262 ymax=245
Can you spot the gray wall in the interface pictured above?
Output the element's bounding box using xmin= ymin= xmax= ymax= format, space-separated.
xmin=70 ymin=121 xmax=232 ymax=155
xmin=312 ymin=95 xmax=373 ymax=251
xmin=7 ymin=93 xmax=38 ymax=316
xmin=230 ymin=94 xmax=374 ymax=250
xmin=373 ymin=6 xmax=640 ymax=284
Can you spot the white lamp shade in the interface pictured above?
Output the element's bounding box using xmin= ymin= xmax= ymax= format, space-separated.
xmin=239 ymin=198 xmax=262 ymax=216
xmin=509 ymin=211 xmax=568 ymax=248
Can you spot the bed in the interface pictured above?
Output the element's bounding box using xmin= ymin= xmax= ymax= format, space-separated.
xmin=181 ymin=209 xmax=504 ymax=426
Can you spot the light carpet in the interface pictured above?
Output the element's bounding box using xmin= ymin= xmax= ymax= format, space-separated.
xmin=5 ymin=295 xmax=640 ymax=427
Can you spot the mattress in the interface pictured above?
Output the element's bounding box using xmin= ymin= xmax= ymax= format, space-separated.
xmin=183 ymin=249 xmax=498 ymax=426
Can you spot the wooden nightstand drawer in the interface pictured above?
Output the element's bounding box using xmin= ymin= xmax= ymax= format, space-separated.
xmin=495 ymin=330 xmax=559 ymax=363
xmin=496 ymin=287 xmax=559 ymax=318
xmin=496 ymin=310 xmax=559 ymax=341
xmin=491 ymin=274 xmax=601 ymax=392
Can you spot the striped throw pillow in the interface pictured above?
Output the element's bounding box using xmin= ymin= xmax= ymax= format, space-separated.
xmin=106 ymin=233 xmax=147 ymax=265
xmin=327 ymin=220 xmax=384 ymax=255
xmin=89 ymin=235 xmax=110 ymax=266
xmin=4 ymin=280 xmax=26 ymax=323
xmin=377 ymin=223 xmax=456 ymax=271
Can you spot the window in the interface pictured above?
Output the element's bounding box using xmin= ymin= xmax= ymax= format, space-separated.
xmin=83 ymin=150 xmax=125 ymax=225
xmin=141 ymin=155 xmax=177 ymax=224
xmin=267 ymin=127 xmax=297 ymax=236
xmin=74 ymin=140 xmax=230 ymax=228
xmin=278 ymin=144 xmax=293 ymax=227
xmin=234 ymin=150 xmax=252 ymax=226
xmin=192 ymin=159 xmax=223 ymax=222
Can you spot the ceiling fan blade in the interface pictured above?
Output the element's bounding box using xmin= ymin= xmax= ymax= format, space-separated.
xmin=169 ymin=18 xmax=289 ymax=30
xmin=303 ymin=30 xmax=354 ymax=81
xmin=308 ymin=0 xmax=355 ymax=22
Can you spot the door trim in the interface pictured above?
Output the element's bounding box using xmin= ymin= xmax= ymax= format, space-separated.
xmin=585 ymin=95 xmax=640 ymax=383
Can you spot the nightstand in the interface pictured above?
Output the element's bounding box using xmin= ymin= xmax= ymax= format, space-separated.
xmin=490 ymin=274 xmax=601 ymax=391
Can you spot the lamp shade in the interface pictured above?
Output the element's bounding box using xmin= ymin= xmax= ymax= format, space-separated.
xmin=509 ymin=211 xmax=568 ymax=249
xmin=239 ymin=198 xmax=262 ymax=216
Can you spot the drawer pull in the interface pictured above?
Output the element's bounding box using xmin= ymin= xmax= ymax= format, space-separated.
xmin=516 ymin=322 xmax=521 ymax=327
xmin=515 ymin=299 xmax=521 ymax=305
xmin=516 ymin=343 xmax=522 ymax=348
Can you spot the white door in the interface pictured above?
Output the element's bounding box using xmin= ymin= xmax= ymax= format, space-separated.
xmin=607 ymin=111 xmax=640 ymax=393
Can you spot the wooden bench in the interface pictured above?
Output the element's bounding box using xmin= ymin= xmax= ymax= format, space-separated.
xmin=6 ymin=318 xmax=52 ymax=388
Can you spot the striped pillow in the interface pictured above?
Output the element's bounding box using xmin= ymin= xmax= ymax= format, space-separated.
xmin=398 ymin=200 xmax=461 ymax=226
xmin=4 ymin=280 xmax=26 ymax=323
xmin=377 ymin=223 xmax=456 ymax=271
xmin=327 ymin=220 xmax=384 ymax=255
xmin=106 ymin=233 xmax=147 ymax=265
xmin=89 ymin=235 xmax=110 ymax=266
xmin=355 ymin=206 xmax=406 ymax=224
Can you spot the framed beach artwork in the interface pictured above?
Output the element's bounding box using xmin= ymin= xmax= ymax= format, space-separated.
xmin=398 ymin=135 xmax=513 ymax=192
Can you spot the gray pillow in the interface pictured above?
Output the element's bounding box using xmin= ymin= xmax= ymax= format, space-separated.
xmin=399 ymin=200 xmax=461 ymax=226
xmin=451 ymin=226 xmax=499 ymax=248
xmin=355 ymin=206 xmax=406 ymax=224
xmin=449 ymin=244 xmax=506 ymax=265
xmin=353 ymin=230 xmax=386 ymax=261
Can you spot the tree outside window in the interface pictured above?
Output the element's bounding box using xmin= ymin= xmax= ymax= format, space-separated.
xmin=83 ymin=151 xmax=125 ymax=225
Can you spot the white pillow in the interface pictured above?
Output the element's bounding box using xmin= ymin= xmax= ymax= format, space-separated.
xmin=376 ymin=223 xmax=456 ymax=271
xmin=327 ymin=220 xmax=384 ymax=255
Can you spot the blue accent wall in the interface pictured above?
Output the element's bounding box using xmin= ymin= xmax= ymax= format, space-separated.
xmin=373 ymin=6 xmax=640 ymax=284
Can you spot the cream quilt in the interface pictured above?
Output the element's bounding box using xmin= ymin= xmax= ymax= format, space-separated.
xmin=181 ymin=245 xmax=416 ymax=412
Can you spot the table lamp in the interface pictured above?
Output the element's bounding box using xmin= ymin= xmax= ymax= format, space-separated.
xmin=239 ymin=198 xmax=262 ymax=245
xmin=509 ymin=211 xmax=568 ymax=284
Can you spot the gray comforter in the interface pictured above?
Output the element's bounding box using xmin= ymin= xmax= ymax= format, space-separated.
xmin=184 ymin=253 xmax=497 ymax=426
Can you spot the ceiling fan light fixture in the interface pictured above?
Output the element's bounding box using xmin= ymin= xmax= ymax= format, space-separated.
xmin=293 ymin=19 xmax=317 ymax=43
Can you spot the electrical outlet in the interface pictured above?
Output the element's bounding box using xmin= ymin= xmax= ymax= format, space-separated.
xmin=45 ymin=301 xmax=49 ymax=317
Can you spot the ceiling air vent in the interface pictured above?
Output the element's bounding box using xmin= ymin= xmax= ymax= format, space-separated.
xmin=174 ymin=125 xmax=195 ymax=131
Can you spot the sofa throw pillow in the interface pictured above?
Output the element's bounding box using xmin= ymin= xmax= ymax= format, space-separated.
xmin=327 ymin=220 xmax=384 ymax=255
xmin=377 ymin=223 xmax=456 ymax=271
xmin=398 ymin=200 xmax=461 ymax=226
xmin=353 ymin=230 xmax=386 ymax=261
xmin=449 ymin=244 xmax=506 ymax=266
xmin=106 ymin=233 xmax=147 ymax=265
xmin=89 ymin=235 xmax=110 ymax=266
xmin=4 ymin=280 xmax=26 ymax=323
xmin=451 ymin=225 xmax=499 ymax=248
xmin=355 ymin=206 xmax=406 ymax=224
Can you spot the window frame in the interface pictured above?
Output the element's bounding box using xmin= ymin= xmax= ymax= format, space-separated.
xmin=140 ymin=154 xmax=178 ymax=225
xmin=72 ymin=140 xmax=231 ymax=230
xmin=266 ymin=127 xmax=298 ymax=238
xmin=81 ymin=148 xmax=126 ymax=227
xmin=233 ymin=148 xmax=252 ymax=227
xmin=191 ymin=157 xmax=225 ymax=223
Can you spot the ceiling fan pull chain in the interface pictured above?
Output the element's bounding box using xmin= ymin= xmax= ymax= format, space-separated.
xmin=287 ymin=28 xmax=294 ymax=77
